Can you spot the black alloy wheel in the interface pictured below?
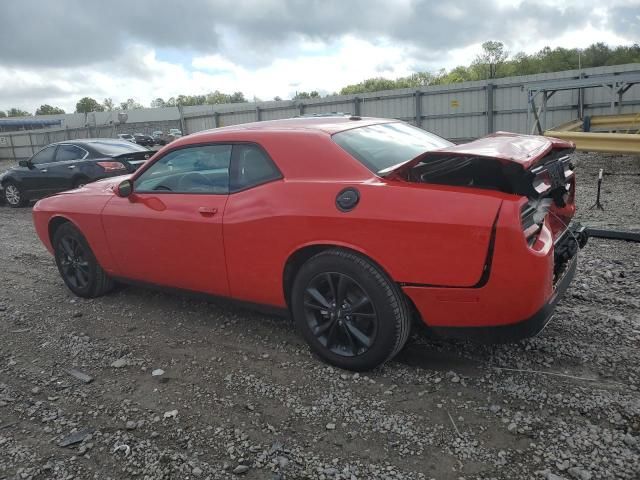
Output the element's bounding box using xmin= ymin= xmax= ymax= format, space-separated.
xmin=57 ymin=235 xmax=90 ymax=290
xmin=292 ymin=249 xmax=411 ymax=371
xmin=53 ymin=223 xmax=114 ymax=298
xmin=303 ymin=272 xmax=377 ymax=357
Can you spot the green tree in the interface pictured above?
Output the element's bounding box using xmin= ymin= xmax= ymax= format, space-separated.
xmin=229 ymin=91 xmax=247 ymax=103
xmin=205 ymin=91 xmax=227 ymax=104
xmin=35 ymin=104 xmax=65 ymax=115
xmin=293 ymin=90 xmax=320 ymax=99
xmin=150 ymin=97 xmax=166 ymax=108
xmin=119 ymin=98 xmax=144 ymax=110
xmin=75 ymin=97 xmax=104 ymax=113
xmin=7 ymin=108 xmax=31 ymax=117
xmin=0 ymin=111 xmax=6 ymax=118
xmin=273 ymin=96 xmax=282 ymax=101
xmin=473 ymin=41 xmax=509 ymax=79
xmin=103 ymin=98 xmax=115 ymax=111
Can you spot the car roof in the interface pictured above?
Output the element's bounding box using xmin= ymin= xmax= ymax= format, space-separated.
xmin=190 ymin=116 xmax=396 ymax=138
xmin=53 ymin=138 xmax=132 ymax=146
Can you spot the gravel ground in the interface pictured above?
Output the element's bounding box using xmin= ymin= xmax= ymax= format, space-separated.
xmin=0 ymin=152 xmax=638 ymax=480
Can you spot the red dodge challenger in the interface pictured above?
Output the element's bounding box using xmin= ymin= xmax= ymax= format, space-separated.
xmin=33 ymin=116 xmax=587 ymax=371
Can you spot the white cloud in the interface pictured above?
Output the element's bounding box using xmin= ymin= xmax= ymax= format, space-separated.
xmin=0 ymin=1 xmax=637 ymax=114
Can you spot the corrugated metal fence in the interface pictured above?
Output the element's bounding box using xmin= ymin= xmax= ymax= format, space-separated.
xmin=1 ymin=63 xmax=639 ymax=162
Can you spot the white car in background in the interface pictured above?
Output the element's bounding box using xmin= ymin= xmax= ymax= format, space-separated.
xmin=117 ymin=133 xmax=135 ymax=143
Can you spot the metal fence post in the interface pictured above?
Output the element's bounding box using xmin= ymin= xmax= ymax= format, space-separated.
xmin=8 ymin=134 xmax=16 ymax=162
xmin=298 ymin=102 xmax=305 ymax=116
xmin=486 ymin=83 xmax=495 ymax=134
xmin=213 ymin=112 xmax=220 ymax=128
xmin=353 ymin=97 xmax=361 ymax=116
xmin=27 ymin=132 xmax=35 ymax=155
xmin=414 ymin=90 xmax=423 ymax=128
xmin=178 ymin=105 xmax=186 ymax=134
xmin=256 ymin=106 xmax=261 ymax=121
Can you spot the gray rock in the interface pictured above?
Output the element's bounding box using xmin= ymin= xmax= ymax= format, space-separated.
xmin=546 ymin=473 xmax=568 ymax=480
xmin=66 ymin=368 xmax=94 ymax=384
xmin=111 ymin=358 xmax=128 ymax=368
xmin=568 ymin=467 xmax=592 ymax=480
xmin=233 ymin=465 xmax=249 ymax=474
xmin=59 ymin=428 xmax=93 ymax=447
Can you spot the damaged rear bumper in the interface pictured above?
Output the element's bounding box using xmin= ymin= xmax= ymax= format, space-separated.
xmin=405 ymin=220 xmax=588 ymax=344
xmin=429 ymin=253 xmax=578 ymax=343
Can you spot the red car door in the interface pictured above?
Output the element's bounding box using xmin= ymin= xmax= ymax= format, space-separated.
xmin=101 ymin=144 xmax=232 ymax=295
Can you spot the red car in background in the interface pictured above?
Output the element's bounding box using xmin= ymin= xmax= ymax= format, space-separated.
xmin=32 ymin=116 xmax=587 ymax=371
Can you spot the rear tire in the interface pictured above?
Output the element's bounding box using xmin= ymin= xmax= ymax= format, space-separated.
xmin=53 ymin=223 xmax=114 ymax=298
xmin=3 ymin=181 xmax=28 ymax=208
xmin=291 ymin=249 xmax=411 ymax=371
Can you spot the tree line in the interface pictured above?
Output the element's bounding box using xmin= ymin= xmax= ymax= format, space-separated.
xmin=338 ymin=42 xmax=640 ymax=94
xmin=2 ymin=42 xmax=638 ymax=117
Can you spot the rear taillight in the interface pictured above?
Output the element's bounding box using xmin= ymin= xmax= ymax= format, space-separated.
xmin=521 ymin=198 xmax=552 ymax=246
xmin=97 ymin=161 xmax=126 ymax=172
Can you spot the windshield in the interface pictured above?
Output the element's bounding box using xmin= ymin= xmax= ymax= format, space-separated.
xmin=332 ymin=122 xmax=453 ymax=174
xmin=89 ymin=140 xmax=149 ymax=156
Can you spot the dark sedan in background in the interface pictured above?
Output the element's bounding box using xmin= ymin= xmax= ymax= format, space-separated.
xmin=133 ymin=133 xmax=155 ymax=146
xmin=0 ymin=139 xmax=152 ymax=207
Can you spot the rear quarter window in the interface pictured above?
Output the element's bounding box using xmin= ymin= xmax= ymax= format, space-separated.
xmin=332 ymin=122 xmax=453 ymax=174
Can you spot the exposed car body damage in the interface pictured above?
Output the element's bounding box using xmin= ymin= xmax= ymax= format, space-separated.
xmin=32 ymin=117 xmax=586 ymax=370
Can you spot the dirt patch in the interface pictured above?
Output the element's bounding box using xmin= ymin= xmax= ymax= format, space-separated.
xmin=0 ymin=153 xmax=638 ymax=479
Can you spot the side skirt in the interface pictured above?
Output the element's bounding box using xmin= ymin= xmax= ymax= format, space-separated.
xmin=112 ymin=276 xmax=291 ymax=319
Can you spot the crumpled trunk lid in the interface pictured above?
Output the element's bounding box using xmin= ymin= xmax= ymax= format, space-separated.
xmin=386 ymin=132 xmax=577 ymax=240
xmin=382 ymin=131 xmax=574 ymax=177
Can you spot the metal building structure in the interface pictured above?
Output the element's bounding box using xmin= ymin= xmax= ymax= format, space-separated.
xmin=526 ymin=72 xmax=640 ymax=134
xmin=1 ymin=63 xmax=639 ymax=162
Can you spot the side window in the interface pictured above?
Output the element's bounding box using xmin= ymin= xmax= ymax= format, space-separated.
xmin=56 ymin=145 xmax=86 ymax=162
xmin=230 ymin=144 xmax=281 ymax=192
xmin=31 ymin=146 xmax=57 ymax=165
xmin=134 ymin=145 xmax=231 ymax=194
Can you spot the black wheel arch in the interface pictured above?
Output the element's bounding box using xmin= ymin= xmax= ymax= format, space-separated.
xmin=283 ymin=245 xmax=395 ymax=305
xmin=48 ymin=216 xmax=72 ymax=247
xmin=1 ymin=175 xmax=22 ymax=188
xmin=283 ymin=244 xmax=424 ymax=328
xmin=71 ymin=174 xmax=90 ymax=188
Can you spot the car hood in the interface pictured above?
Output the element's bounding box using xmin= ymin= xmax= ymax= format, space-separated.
xmin=55 ymin=174 xmax=132 ymax=196
xmin=381 ymin=131 xmax=574 ymax=177
xmin=1 ymin=166 xmax=20 ymax=177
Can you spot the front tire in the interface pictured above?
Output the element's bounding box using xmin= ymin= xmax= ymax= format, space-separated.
xmin=3 ymin=181 xmax=28 ymax=208
xmin=291 ymin=249 xmax=411 ymax=371
xmin=53 ymin=223 xmax=114 ymax=298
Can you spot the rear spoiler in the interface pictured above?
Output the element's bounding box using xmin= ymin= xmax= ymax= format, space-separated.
xmin=112 ymin=150 xmax=153 ymax=171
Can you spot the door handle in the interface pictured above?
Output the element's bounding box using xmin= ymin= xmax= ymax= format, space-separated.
xmin=198 ymin=207 xmax=218 ymax=216
xmin=68 ymin=165 xmax=76 ymax=169
xmin=40 ymin=169 xmax=47 ymax=173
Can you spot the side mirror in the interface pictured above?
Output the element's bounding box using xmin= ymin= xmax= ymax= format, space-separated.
xmin=18 ymin=160 xmax=30 ymax=168
xmin=116 ymin=179 xmax=133 ymax=197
